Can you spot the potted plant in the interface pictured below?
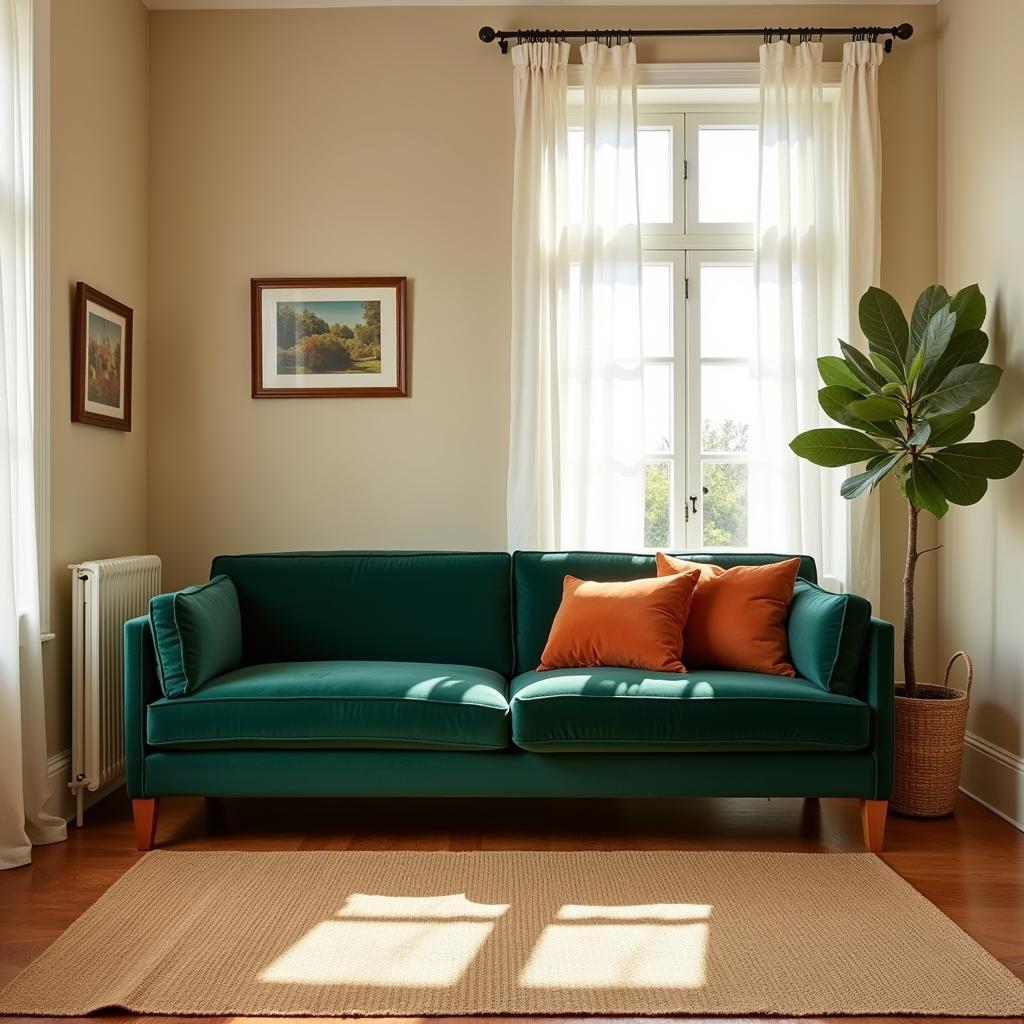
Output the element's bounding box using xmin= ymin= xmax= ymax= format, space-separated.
xmin=790 ymin=284 xmax=1023 ymax=816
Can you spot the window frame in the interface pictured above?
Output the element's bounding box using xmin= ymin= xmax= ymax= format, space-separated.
xmin=566 ymin=67 xmax=842 ymax=553
xmin=568 ymin=95 xmax=758 ymax=552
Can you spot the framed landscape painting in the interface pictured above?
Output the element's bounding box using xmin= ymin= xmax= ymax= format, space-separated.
xmin=251 ymin=277 xmax=408 ymax=398
xmin=72 ymin=283 xmax=133 ymax=431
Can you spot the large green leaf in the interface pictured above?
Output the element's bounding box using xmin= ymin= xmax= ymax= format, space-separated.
xmin=909 ymin=285 xmax=950 ymax=358
xmin=926 ymin=456 xmax=989 ymax=506
xmin=839 ymin=341 xmax=886 ymax=394
xmin=818 ymin=386 xmax=869 ymax=428
xmin=840 ymin=452 xmax=903 ymax=499
xmin=908 ymin=420 xmax=931 ymax=447
xmin=871 ymin=351 xmax=905 ymax=384
xmin=906 ymin=345 xmax=926 ymax=385
xmin=817 ymin=387 xmax=903 ymax=440
xmin=949 ymin=284 xmax=986 ymax=334
xmin=932 ymin=440 xmax=1024 ymax=480
xmin=926 ymin=411 xmax=975 ymax=446
xmin=850 ymin=396 xmax=905 ymax=422
xmin=918 ymin=307 xmax=957 ymax=385
xmin=859 ymin=287 xmax=909 ymax=366
xmin=920 ymin=329 xmax=988 ymax=393
xmin=920 ymin=363 xmax=1002 ymax=415
xmin=906 ymin=461 xmax=949 ymax=518
xmin=790 ymin=428 xmax=888 ymax=467
xmin=817 ymin=355 xmax=870 ymax=394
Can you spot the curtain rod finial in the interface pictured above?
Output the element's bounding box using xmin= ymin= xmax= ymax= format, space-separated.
xmin=895 ymin=23 xmax=914 ymax=40
xmin=479 ymin=26 xmax=497 ymax=44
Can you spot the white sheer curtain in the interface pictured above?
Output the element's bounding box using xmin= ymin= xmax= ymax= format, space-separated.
xmin=561 ymin=41 xmax=644 ymax=548
xmin=507 ymin=41 xmax=570 ymax=551
xmin=507 ymin=41 xmax=644 ymax=551
xmin=0 ymin=0 xmax=66 ymax=869
xmin=837 ymin=40 xmax=885 ymax=606
xmin=752 ymin=39 xmax=883 ymax=603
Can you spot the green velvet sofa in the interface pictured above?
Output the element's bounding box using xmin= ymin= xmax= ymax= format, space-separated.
xmin=123 ymin=551 xmax=894 ymax=851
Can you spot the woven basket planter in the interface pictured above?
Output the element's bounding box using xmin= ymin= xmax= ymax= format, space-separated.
xmin=892 ymin=651 xmax=974 ymax=817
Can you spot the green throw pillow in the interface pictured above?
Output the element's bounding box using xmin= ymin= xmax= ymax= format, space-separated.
xmin=149 ymin=575 xmax=242 ymax=698
xmin=786 ymin=578 xmax=871 ymax=696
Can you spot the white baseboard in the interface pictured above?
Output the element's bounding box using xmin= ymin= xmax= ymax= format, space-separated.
xmin=44 ymin=748 xmax=123 ymax=825
xmin=960 ymin=730 xmax=1024 ymax=833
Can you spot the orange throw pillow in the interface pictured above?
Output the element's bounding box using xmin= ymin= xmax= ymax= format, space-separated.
xmin=656 ymin=553 xmax=800 ymax=676
xmin=539 ymin=571 xmax=702 ymax=673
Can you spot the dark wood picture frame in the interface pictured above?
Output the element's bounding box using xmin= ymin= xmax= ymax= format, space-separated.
xmin=71 ymin=282 xmax=134 ymax=431
xmin=251 ymin=277 xmax=408 ymax=398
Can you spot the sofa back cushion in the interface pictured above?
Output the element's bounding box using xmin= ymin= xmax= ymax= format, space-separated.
xmin=513 ymin=551 xmax=817 ymax=673
xmin=787 ymin=578 xmax=872 ymax=695
xmin=210 ymin=552 xmax=514 ymax=676
xmin=150 ymin=575 xmax=242 ymax=698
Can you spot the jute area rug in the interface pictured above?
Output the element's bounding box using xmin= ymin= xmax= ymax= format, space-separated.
xmin=2 ymin=849 xmax=1022 ymax=1017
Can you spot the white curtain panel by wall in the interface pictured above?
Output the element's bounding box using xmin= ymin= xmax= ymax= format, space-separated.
xmin=507 ymin=41 xmax=570 ymax=551
xmin=507 ymin=40 xmax=645 ymax=551
xmin=561 ymin=41 xmax=644 ymax=549
xmin=752 ymin=39 xmax=883 ymax=603
xmin=837 ymin=40 xmax=885 ymax=607
xmin=0 ymin=0 xmax=67 ymax=869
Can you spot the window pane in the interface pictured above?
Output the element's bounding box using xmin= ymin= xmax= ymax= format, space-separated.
xmin=638 ymin=127 xmax=672 ymax=223
xmin=645 ymin=462 xmax=672 ymax=548
xmin=702 ymin=462 xmax=749 ymax=548
xmin=701 ymin=364 xmax=752 ymax=453
xmin=643 ymin=363 xmax=672 ymax=454
xmin=642 ymin=264 xmax=673 ymax=357
xmin=699 ymin=264 xmax=755 ymax=358
xmin=698 ymin=125 xmax=758 ymax=223
xmin=569 ymin=126 xmax=672 ymax=224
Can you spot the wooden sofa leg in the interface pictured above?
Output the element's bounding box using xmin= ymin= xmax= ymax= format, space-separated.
xmin=860 ymin=799 xmax=888 ymax=853
xmin=133 ymin=798 xmax=159 ymax=851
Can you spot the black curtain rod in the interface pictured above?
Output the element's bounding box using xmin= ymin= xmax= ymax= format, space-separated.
xmin=479 ymin=23 xmax=913 ymax=55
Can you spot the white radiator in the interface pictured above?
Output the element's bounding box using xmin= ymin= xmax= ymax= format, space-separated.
xmin=69 ymin=555 xmax=162 ymax=826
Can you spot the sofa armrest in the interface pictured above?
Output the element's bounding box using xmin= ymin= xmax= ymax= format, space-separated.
xmin=124 ymin=614 xmax=160 ymax=798
xmin=861 ymin=617 xmax=895 ymax=799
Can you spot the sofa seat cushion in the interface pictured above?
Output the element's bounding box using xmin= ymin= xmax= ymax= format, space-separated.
xmin=147 ymin=661 xmax=510 ymax=751
xmin=510 ymin=668 xmax=869 ymax=752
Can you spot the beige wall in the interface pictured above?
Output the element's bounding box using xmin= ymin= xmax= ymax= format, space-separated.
xmin=41 ymin=1 xmax=941 ymax=757
xmin=43 ymin=0 xmax=149 ymax=756
xmin=146 ymin=4 xmax=937 ymax=679
xmin=937 ymin=0 xmax=1024 ymax=759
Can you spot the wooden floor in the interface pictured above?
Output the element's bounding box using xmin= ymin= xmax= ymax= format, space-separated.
xmin=0 ymin=790 xmax=1021 ymax=1023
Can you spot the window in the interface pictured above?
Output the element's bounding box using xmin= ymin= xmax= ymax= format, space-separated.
xmin=568 ymin=102 xmax=759 ymax=550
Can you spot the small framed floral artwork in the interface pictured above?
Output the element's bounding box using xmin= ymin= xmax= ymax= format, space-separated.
xmin=72 ymin=283 xmax=134 ymax=431
xmin=251 ymin=277 xmax=408 ymax=398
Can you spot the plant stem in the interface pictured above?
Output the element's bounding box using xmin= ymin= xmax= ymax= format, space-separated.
xmin=903 ymin=497 xmax=918 ymax=696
